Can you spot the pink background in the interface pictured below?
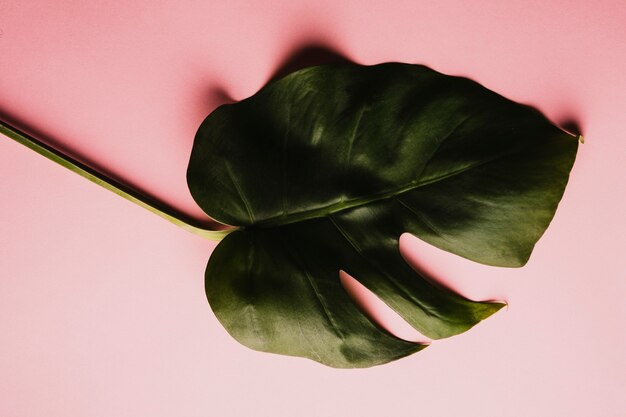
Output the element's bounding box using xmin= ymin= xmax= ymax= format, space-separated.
xmin=1 ymin=1 xmax=625 ymax=415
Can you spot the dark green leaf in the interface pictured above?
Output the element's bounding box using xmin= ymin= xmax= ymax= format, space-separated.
xmin=187 ymin=63 xmax=578 ymax=367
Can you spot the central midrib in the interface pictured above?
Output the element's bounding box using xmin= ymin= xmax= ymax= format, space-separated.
xmin=249 ymin=146 xmax=519 ymax=229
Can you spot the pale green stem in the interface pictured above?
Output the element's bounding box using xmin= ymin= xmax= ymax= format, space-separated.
xmin=0 ymin=120 xmax=232 ymax=241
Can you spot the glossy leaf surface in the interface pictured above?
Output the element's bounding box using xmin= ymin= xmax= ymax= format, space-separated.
xmin=187 ymin=63 xmax=578 ymax=367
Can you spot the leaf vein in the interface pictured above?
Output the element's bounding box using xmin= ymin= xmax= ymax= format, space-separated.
xmin=327 ymin=214 xmax=433 ymax=318
xmin=255 ymin=139 xmax=534 ymax=228
xmin=224 ymin=160 xmax=255 ymax=224
xmin=393 ymin=197 xmax=455 ymax=244
xmin=340 ymin=106 xmax=367 ymax=203
xmin=282 ymin=233 xmax=346 ymax=341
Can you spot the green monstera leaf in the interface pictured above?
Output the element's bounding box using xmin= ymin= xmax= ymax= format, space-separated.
xmin=187 ymin=63 xmax=578 ymax=368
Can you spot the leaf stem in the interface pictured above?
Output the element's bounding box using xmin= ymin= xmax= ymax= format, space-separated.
xmin=0 ymin=119 xmax=232 ymax=241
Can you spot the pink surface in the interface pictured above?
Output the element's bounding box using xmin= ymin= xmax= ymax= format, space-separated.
xmin=1 ymin=1 xmax=625 ymax=416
